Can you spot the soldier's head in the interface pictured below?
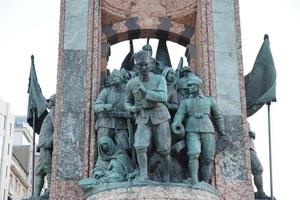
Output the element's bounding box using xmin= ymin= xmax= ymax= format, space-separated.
xmin=142 ymin=44 xmax=152 ymax=56
xmin=110 ymin=69 xmax=123 ymax=86
xmin=162 ymin=67 xmax=175 ymax=83
xmin=134 ymin=50 xmax=151 ymax=77
xmin=119 ymin=68 xmax=131 ymax=84
xmin=249 ymin=130 xmax=256 ymax=139
xmin=180 ymin=66 xmax=191 ymax=77
xmin=48 ymin=94 xmax=56 ymax=108
xmin=187 ymin=76 xmax=203 ymax=95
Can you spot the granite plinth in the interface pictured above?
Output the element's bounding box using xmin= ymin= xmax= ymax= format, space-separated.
xmin=85 ymin=181 xmax=220 ymax=200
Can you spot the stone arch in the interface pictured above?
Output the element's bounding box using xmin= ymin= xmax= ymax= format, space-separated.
xmin=102 ymin=17 xmax=195 ymax=46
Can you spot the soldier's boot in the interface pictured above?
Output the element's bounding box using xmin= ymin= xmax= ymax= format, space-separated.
xmin=254 ymin=174 xmax=271 ymax=199
xmin=161 ymin=154 xmax=171 ymax=182
xmin=188 ymin=157 xmax=199 ymax=184
xmin=136 ymin=152 xmax=149 ymax=180
xmin=200 ymin=164 xmax=212 ymax=183
xmin=34 ymin=175 xmax=44 ymax=196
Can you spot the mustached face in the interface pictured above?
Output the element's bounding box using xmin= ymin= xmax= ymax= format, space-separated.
xmin=110 ymin=75 xmax=121 ymax=86
xmin=187 ymin=84 xmax=199 ymax=94
xmin=137 ymin=62 xmax=149 ymax=76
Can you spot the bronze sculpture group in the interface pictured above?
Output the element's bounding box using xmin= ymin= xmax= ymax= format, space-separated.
xmin=30 ymin=43 xmax=274 ymax=200
xmin=91 ymin=47 xmax=227 ymax=186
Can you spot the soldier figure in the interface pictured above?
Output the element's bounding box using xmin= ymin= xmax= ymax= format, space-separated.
xmin=125 ymin=50 xmax=171 ymax=182
xmin=34 ymin=94 xmax=55 ymax=197
xmin=172 ymin=76 xmax=226 ymax=184
xmin=142 ymin=43 xmax=162 ymax=75
xmin=176 ymin=66 xmax=198 ymax=102
xmin=94 ymin=69 xmax=130 ymax=152
xmin=249 ymin=130 xmax=273 ymax=199
xmin=162 ymin=67 xmax=178 ymax=118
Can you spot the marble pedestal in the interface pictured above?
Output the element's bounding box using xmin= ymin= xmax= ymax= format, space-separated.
xmin=85 ymin=182 xmax=220 ymax=200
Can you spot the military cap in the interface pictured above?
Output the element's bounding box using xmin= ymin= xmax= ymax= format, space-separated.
xmin=133 ymin=50 xmax=151 ymax=65
xmin=142 ymin=44 xmax=152 ymax=54
xmin=110 ymin=69 xmax=123 ymax=79
xmin=187 ymin=75 xmax=203 ymax=87
xmin=181 ymin=66 xmax=192 ymax=73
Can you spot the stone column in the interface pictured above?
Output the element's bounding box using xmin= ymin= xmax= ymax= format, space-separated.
xmin=194 ymin=0 xmax=216 ymax=96
xmin=51 ymin=0 xmax=102 ymax=199
xmin=210 ymin=0 xmax=254 ymax=199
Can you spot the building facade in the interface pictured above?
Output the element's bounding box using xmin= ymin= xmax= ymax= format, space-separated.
xmin=8 ymin=116 xmax=33 ymax=200
xmin=0 ymin=99 xmax=14 ymax=200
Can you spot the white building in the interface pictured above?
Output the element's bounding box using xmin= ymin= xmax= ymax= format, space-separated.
xmin=0 ymin=99 xmax=14 ymax=200
xmin=8 ymin=116 xmax=33 ymax=200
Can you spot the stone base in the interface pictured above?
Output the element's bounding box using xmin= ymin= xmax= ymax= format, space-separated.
xmin=85 ymin=181 xmax=220 ymax=200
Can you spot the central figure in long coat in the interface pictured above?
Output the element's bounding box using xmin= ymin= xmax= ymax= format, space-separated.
xmin=124 ymin=50 xmax=171 ymax=182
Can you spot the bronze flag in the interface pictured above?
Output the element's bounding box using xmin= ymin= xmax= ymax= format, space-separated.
xmin=245 ymin=34 xmax=277 ymax=117
xmin=27 ymin=55 xmax=48 ymax=134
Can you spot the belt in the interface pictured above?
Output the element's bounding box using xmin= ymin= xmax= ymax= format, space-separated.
xmin=188 ymin=113 xmax=210 ymax=118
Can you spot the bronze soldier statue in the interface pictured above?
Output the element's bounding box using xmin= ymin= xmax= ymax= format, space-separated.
xmin=162 ymin=67 xmax=178 ymax=118
xmin=249 ymin=130 xmax=274 ymax=200
xmin=176 ymin=66 xmax=198 ymax=102
xmin=142 ymin=43 xmax=162 ymax=75
xmin=124 ymin=50 xmax=171 ymax=182
xmin=172 ymin=76 xmax=226 ymax=184
xmin=34 ymin=94 xmax=55 ymax=198
xmin=94 ymin=69 xmax=130 ymax=153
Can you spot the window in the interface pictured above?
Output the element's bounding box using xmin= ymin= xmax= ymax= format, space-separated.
xmin=17 ymin=181 xmax=20 ymax=192
xmin=14 ymin=178 xmax=17 ymax=191
xmin=2 ymin=189 xmax=6 ymax=200
xmin=9 ymin=123 xmax=12 ymax=137
xmin=0 ymin=114 xmax=6 ymax=129
xmin=0 ymin=135 xmax=3 ymax=174
xmin=5 ymin=166 xmax=8 ymax=178
xmin=10 ymin=174 xmax=13 ymax=191
xmin=7 ymin=143 xmax=10 ymax=155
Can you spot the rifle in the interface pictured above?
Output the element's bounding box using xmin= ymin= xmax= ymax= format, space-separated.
xmin=127 ymin=118 xmax=136 ymax=167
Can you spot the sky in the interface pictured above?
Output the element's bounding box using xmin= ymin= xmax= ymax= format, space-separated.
xmin=1 ymin=0 xmax=300 ymax=199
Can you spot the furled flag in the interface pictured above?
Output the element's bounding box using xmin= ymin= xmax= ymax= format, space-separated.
xmin=27 ymin=55 xmax=48 ymax=134
xmin=121 ymin=39 xmax=134 ymax=70
xmin=156 ymin=38 xmax=172 ymax=69
xmin=245 ymin=34 xmax=277 ymax=117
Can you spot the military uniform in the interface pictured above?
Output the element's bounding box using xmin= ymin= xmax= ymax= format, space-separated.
xmin=174 ymin=94 xmax=224 ymax=161
xmin=36 ymin=108 xmax=55 ymax=176
xmin=94 ymin=85 xmax=129 ymax=151
xmin=35 ymin=101 xmax=55 ymax=196
xmin=125 ymin=72 xmax=171 ymax=154
xmin=248 ymin=131 xmax=271 ymax=199
xmin=173 ymin=80 xmax=225 ymax=183
xmin=249 ymin=133 xmax=263 ymax=176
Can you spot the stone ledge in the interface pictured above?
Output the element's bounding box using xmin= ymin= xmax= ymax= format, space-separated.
xmin=85 ymin=181 xmax=220 ymax=200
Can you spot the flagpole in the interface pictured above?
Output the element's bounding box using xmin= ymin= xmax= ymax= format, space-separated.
xmin=267 ymin=102 xmax=274 ymax=199
xmin=32 ymin=110 xmax=36 ymax=196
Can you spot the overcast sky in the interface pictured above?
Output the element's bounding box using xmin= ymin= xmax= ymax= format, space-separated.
xmin=1 ymin=0 xmax=300 ymax=199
